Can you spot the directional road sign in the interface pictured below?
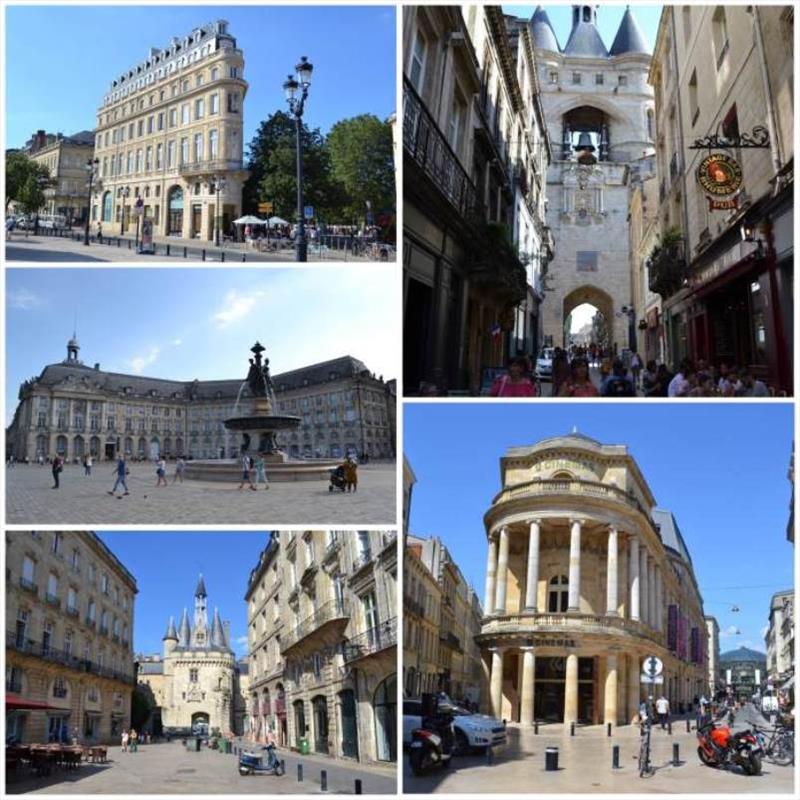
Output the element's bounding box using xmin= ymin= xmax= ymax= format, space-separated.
xmin=642 ymin=655 xmax=663 ymax=678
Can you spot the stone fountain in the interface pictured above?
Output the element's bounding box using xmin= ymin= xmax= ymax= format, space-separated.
xmin=184 ymin=342 xmax=339 ymax=483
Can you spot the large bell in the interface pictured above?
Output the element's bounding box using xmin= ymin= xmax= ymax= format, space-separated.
xmin=573 ymin=132 xmax=596 ymax=152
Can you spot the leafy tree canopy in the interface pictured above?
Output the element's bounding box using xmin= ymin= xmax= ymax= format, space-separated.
xmin=6 ymin=152 xmax=51 ymax=212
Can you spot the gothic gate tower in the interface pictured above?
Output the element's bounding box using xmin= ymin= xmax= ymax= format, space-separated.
xmin=529 ymin=5 xmax=654 ymax=350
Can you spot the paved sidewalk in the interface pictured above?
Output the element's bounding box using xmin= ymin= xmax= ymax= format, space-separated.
xmin=8 ymin=741 xmax=397 ymax=794
xmin=402 ymin=717 xmax=795 ymax=794
xmin=6 ymin=462 xmax=396 ymax=525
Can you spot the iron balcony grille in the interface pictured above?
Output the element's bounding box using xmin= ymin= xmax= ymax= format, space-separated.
xmin=281 ymin=597 xmax=350 ymax=652
xmin=178 ymin=159 xmax=244 ymax=176
xmin=404 ymin=77 xmax=478 ymax=220
xmin=343 ymin=617 xmax=397 ymax=663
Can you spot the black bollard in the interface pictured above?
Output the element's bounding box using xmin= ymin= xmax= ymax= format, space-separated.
xmin=241 ymin=252 xmax=246 ymax=262
xmin=545 ymin=746 xmax=559 ymax=771
xmin=128 ymin=239 xmax=132 ymax=249
xmin=297 ymin=763 xmax=303 ymax=782
xmin=570 ymin=721 xmax=575 ymax=737
xmin=117 ymin=238 xmax=121 ymax=247
xmin=534 ymin=720 xmax=539 ymax=735
xmin=202 ymin=249 xmax=206 ymax=261
xmin=668 ymin=721 xmax=672 ymax=735
xmin=183 ymin=246 xmax=188 ymax=258
xmin=607 ymin=723 xmax=612 ymax=737
xmin=686 ymin=719 xmax=691 ymax=733
xmin=320 ymin=769 xmax=327 ymax=792
xmin=355 ymin=779 xmax=362 ymax=795
xmin=166 ymin=244 xmax=171 ymax=256
xmin=672 ymin=743 xmax=680 ymax=767
xmin=612 ymin=745 xmax=620 ymax=769
xmin=221 ymin=251 xmax=226 ymax=262
xmin=280 ymin=759 xmax=285 ymax=772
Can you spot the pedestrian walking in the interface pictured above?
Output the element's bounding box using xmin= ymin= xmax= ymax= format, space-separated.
xmin=155 ymin=457 xmax=168 ymax=487
xmin=172 ymin=456 xmax=186 ymax=484
xmin=96 ymin=221 xmax=103 ymax=241
xmin=237 ymin=453 xmax=256 ymax=491
xmin=489 ymin=356 xmax=538 ymax=397
xmin=121 ymin=729 xmax=129 ymax=753
xmin=656 ymin=694 xmax=670 ymax=730
xmin=51 ymin=454 xmax=63 ymax=489
xmin=558 ymin=357 xmax=599 ymax=397
xmin=253 ymin=453 xmax=270 ymax=490
xmin=109 ymin=454 xmax=130 ymax=496
xmin=84 ymin=454 xmax=93 ymax=476
xmin=630 ymin=352 xmax=642 ymax=388
xmin=343 ymin=456 xmax=358 ymax=492
xmin=129 ymin=728 xmax=138 ymax=753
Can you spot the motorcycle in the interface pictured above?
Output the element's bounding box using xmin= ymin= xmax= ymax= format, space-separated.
xmin=409 ymin=711 xmax=456 ymax=776
xmin=239 ymin=743 xmax=285 ymax=776
xmin=696 ymin=715 xmax=762 ymax=775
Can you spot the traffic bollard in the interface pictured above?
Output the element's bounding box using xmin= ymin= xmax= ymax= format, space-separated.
xmin=166 ymin=244 xmax=171 ymax=256
xmin=545 ymin=746 xmax=559 ymax=771
xmin=320 ymin=769 xmax=327 ymax=792
xmin=570 ymin=722 xmax=575 ymax=737
xmin=128 ymin=239 xmax=132 ymax=249
xmin=668 ymin=721 xmax=672 ymax=735
xmin=297 ymin=764 xmax=303 ymax=782
xmin=607 ymin=723 xmax=612 ymax=737
xmin=355 ymin=779 xmax=362 ymax=794
xmin=673 ymin=743 xmax=680 ymax=767
xmin=612 ymin=745 xmax=620 ymax=769
xmin=241 ymin=252 xmax=246 ymax=262
xmin=117 ymin=238 xmax=121 ymax=247
xmin=202 ymin=249 xmax=206 ymax=261
xmin=183 ymin=246 xmax=188 ymax=258
xmin=221 ymin=251 xmax=226 ymax=262
xmin=534 ymin=721 xmax=539 ymax=735
xmin=280 ymin=759 xmax=285 ymax=773
xmin=686 ymin=719 xmax=691 ymax=733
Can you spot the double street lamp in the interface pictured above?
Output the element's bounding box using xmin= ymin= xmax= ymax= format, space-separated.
xmin=119 ymin=186 xmax=130 ymax=236
xmin=283 ymin=56 xmax=314 ymax=262
xmin=212 ymin=175 xmax=227 ymax=247
xmin=83 ymin=158 xmax=100 ymax=246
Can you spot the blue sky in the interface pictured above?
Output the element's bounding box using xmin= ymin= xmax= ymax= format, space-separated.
xmin=405 ymin=403 xmax=794 ymax=655
xmin=97 ymin=532 xmax=270 ymax=658
xmin=503 ymin=4 xmax=662 ymax=53
xmin=5 ymin=267 xmax=397 ymax=424
xmin=5 ymin=5 xmax=396 ymax=149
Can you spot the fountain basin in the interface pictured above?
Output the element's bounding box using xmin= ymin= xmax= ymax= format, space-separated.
xmin=184 ymin=457 xmax=341 ymax=483
xmin=224 ymin=415 xmax=301 ymax=431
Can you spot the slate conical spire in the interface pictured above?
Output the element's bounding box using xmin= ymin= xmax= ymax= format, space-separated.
xmin=195 ymin=573 xmax=207 ymax=597
xmin=162 ymin=616 xmax=178 ymax=640
xmin=178 ymin=608 xmax=191 ymax=646
xmin=530 ymin=6 xmax=560 ymax=52
xmin=609 ymin=6 xmax=650 ymax=55
xmin=564 ymin=4 xmax=609 ymax=58
xmin=211 ymin=607 xmax=226 ymax=649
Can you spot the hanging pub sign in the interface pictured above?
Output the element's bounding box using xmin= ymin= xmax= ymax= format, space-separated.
xmin=697 ymin=153 xmax=744 ymax=211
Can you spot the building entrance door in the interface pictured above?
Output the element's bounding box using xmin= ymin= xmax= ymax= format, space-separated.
xmin=533 ymin=657 xmax=595 ymax=723
xmin=293 ymin=700 xmax=305 ymax=748
xmin=192 ymin=204 xmax=202 ymax=238
xmin=338 ymin=690 xmax=359 ymax=759
xmin=104 ymin=442 xmax=116 ymax=460
xmin=312 ymin=696 xmax=329 ymax=754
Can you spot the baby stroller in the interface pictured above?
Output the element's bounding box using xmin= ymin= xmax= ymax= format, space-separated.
xmin=329 ymin=465 xmax=347 ymax=492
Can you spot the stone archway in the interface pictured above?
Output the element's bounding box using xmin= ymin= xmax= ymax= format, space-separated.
xmin=561 ymin=285 xmax=615 ymax=349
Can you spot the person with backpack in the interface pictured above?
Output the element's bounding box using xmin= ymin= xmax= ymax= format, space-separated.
xmin=601 ymin=360 xmax=636 ymax=397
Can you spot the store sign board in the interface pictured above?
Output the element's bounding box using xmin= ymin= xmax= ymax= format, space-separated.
xmin=697 ymin=153 xmax=743 ymax=211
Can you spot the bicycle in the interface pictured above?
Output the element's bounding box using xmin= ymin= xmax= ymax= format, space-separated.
xmin=638 ymin=716 xmax=655 ymax=777
xmin=752 ymin=724 xmax=794 ymax=766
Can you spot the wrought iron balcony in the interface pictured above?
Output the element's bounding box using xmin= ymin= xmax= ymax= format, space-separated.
xmin=404 ymin=77 xmax=479 ymax=221
xmin=280 ymin=597 xmax=350 ymax=654
xmin=178 ymin=159 xmax=243 ymax=177
xmin=343 ymin=617 xmax=397 ymax=663
xmin=323 ymin=538 xmax=341 ymax=562
xmin=403 ymin=596 xmax=425 ymax=618
xmin=439 ymin=630 xmax=462 ymax=652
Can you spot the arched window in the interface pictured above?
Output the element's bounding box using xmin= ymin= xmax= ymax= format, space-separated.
xmin=647 ymin=109 xmax=655 ymax=140
xmin=548 ymin=575 xmax=569 ymax=613
xmin=102 ymin=191 xmax=113 ymax=222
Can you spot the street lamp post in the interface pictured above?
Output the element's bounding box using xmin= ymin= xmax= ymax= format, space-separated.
xmin=283 ymin=56 xmax=314 ymax=263
xmin=83 ymin=158 xmax=100 ymax=246
xmin=213 ymin=176 xmax=227 ymax=247
xmin=119 ymin=186 xmax=130 ymax=236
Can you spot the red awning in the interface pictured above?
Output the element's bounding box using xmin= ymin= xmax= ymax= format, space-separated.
xmin=5 ymin=694 xmax=61 ymax=711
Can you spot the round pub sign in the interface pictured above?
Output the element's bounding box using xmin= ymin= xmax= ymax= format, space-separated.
xmin=697 ymin=153 xmax=743 ymax=197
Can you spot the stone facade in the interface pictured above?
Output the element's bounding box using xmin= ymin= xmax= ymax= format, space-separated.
xmin=527 ymin=6 xmax=655 ymax=350
xmin=246 ymin=531 xmax=397 ymax=765
xmin=765 ymin=590 xmax=794 ymax=686
xmin=6 ymin=338 xmax=395 ymax=462
xmin=136 ymin=575 xmax=244 ymax=735
xmin=720 ymin=646 xmax=767 ymax=700
xmin=5 ymin=532 xmax=137 ymax=745
xmin=477 ymin=433 xmax=708 ymax=726
xmin=704 ymin=615 xmax=720 ymax=698
xmin=92 ymin=20 xmax=247 ymax=241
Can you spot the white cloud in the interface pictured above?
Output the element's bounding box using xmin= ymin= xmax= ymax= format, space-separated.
xmin=7 ymin=288 xmax=43 ymax=310
xmin=235 ymin=635 xmax=248 ymax=646
xmin=719 ymin=625 xmax=741 ymax=639
xmin=213 ymin=289 xmax=263 ymax=329
xmin=129 ymin=346 xmax=160 ymax=374
xmin=172 ymin=338 xmax=183 ymax=347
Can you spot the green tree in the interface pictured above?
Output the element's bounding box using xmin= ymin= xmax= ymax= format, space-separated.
xmin=242 ymin=111 xmax=343 ymax=221
xmin=5 ymin=152 xmax=50 ymax=212
xmin=327 ymin=115 xmax=395 ymax=224
xmin=131 ymin=687 xmax=153 ymax=731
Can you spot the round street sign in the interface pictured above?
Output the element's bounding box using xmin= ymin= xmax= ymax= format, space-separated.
xmin=643 ymin=655 xmax=663 ymax=677
xmin=697 ymin=153 xmax=743 ymax=197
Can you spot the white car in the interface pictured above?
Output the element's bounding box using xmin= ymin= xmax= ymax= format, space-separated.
xmin=535 ymin=348 xmax=555 ymax=380
xmin=403 ymin=698 xmax=506 ymax=753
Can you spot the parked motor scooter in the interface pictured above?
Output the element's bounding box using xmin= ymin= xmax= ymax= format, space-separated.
xmin=409 ymin=693 xmax=456 ymax=776
xmin=239 ymin=743 xmax=285 ymax=776
xmin=696 ymin=713 xmax=762 ymax=775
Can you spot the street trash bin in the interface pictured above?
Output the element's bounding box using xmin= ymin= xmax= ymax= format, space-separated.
xmin=194 ymin=737 xmax=201 ymax=752
xmin=300 ymin=737 xmax=310 ymax=755
xmin=545 ymin=746 xmax=559 ymax=771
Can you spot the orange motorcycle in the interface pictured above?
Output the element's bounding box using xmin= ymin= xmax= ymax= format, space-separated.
xmin=696 ymin=715 xmax=762 ymax=776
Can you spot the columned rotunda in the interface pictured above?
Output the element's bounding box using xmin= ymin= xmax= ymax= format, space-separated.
xmin=477 ymin=433 xmax=708 ymax=726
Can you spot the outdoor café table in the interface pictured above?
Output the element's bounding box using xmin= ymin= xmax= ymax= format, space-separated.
xmin=88 ymin=746 xmax=108 ymax=763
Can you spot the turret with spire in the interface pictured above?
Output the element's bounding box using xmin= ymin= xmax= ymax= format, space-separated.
xmin=164 ymin=576 xmax=233 ymax=654
xmin=563 ymin=5 xmax=608 ymax=58
xmin=162 ymin=616 xmax=178 ymax=656
xmin=609 ymin=6 xmax=650 ymax=56
xmin=177 ymin=608 xmax=191 ymax=647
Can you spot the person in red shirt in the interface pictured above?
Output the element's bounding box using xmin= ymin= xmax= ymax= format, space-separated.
xmin=490 ymin=357 xmax=538 ymax=397
xmin=558 ymin=357 xmax=600 ymax=397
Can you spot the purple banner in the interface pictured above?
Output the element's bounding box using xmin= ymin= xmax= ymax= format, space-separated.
xmin=677 ymin=614 xmax=688 ymax=661
xmin=690 ymin=626 xmax=700 ymax=663
xmin=667 ymin=605 xmax=678 ymax=652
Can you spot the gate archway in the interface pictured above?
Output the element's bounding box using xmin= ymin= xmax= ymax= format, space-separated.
xmin=562 ymin=286 xmax=615 ymax=350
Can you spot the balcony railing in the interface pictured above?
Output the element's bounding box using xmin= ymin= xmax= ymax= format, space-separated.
xmin=65 ymin=606 xmax=79 ymax=618
xmin=404 ymin=77 xmax=479 ymax=221
xmin=351 ymin=551 xmax=374 ymax=575
xmin=178 ymin=159 xmax=243 ymax=177
xmin=6 ymin=630 xmax=135 ymax=683
xmin=439 ymin=630 xmax=462 ymax=651
xmin=45 ymin=593 xmax=61 ymax=608
xmin=281 ymin=597 xmax=349 ymax=653
xmin=323 ymin=538 xmax=341 ymax=562
xmin=343 ymin=617 xmax=397 ymax=663
xmin=404 ymin=596 xmax=425 ymax=618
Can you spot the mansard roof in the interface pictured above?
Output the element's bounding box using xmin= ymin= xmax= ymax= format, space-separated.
xmin=609 ymin=7 xmax=650 ymax=56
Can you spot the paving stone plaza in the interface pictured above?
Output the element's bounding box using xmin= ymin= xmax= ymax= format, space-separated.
xmin=5 ymin=462 xmax=395 ymax=524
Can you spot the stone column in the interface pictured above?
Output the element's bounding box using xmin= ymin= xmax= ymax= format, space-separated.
xmin=484 ymin=535 xmax=498 ymax=614
xmin=520 ymin=647 xmax=536 ymax=725
xmin=490 ymin=648 xmax=505 ymax=719
xmin=564 ymin=651 xmax=579 ymax=725
xmin=524 ymin=520 xmax=540 ymax=611
xmin=494 ymin=526 xmax=510 ymax=613
xmin=654 ymin=566 xmax=662 ymax=633
xmin=568 ymin=519 xmax=582 ymax=612
xmin=648 ymin=557 xmax=656 ymax=630
xmin=627 ymin=653 xmax=641 ymax=722
xmin=604 ymin=654 xmax=619 ymax=726
xmin=606 ymin=526 xmax=619 ymax=616
xmin=629 ymin=535 xmax=640 ymax=621
xmin=639 ymin=546 xmax=649 ymax=626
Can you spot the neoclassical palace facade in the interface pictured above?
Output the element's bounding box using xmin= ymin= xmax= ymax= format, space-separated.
xmin=92 ymin=19 xmax=247 ymax=241
xmin=477 ymin=433 xmax=708 ymax=727
xmin=6 ymin=338 xmax=395 ymax=463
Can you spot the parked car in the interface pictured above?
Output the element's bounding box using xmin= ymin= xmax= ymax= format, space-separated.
xmin=403 ymin=697 xmax=506 ymax=753
xmin=535 ymin=347 xmax=555 ymax=380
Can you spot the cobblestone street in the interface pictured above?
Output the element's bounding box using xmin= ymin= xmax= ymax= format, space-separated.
xmin=5 ymin=462 xmax=396 ymax=525
xmin=8 ymin=741 xmax=397 ymax=794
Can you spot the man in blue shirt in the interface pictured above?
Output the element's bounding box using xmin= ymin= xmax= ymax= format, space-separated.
xmin=108 ymin=455 xmax=130 ymax=497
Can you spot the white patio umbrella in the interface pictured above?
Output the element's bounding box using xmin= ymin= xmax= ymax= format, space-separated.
xmin=267 ymin=216 xmax=290 ymax=226
xmin=233 ymin=215 xmax=265 ymax=225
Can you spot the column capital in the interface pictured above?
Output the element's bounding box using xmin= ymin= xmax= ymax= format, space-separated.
xmin=568 ymin=517 xmax=586 ymax=527
xmin=488 ymin=645 xmax=507 ymax=655
xmin=519 ymin=645 xmax=536 ymax=652
xmin=528 ymin=517 xmax=542 ymax=527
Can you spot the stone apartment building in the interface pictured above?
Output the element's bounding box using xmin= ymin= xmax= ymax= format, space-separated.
xmin=22 ymin=129 xmax=96 ymax=223
xmin=648 ymin=6 xmax=793 ymax=391
xmin=705 ymin=615 xmax=721 ymax=697
xmin=92 ymin=19 xmax=248 ymax=241
xmin=246 ymin=531 xmax=397 ymax=766
xmin=765 ymin=590 xmax=794 ymax=689
xmin=6 ymin=532 xmax=137 ymax=745
xmin=6 ymin=338 xmax=395 ymax=463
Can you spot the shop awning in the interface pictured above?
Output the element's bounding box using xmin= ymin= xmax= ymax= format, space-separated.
xmin=5 ymin=694 xmax=61 ymax=711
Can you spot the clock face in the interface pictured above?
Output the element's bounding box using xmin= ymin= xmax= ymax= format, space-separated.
xmin=697 ymin=154 xmax=743 ymax=197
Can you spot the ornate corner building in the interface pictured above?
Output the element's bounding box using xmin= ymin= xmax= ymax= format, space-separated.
xmin=245 ymin=531 xmax=397 ymax=766
xmin=477 ymin=433 xmax=709 ymax=726
xmin=5 ymin=532 xmax=137 ymax=744
xmin=136 ymin=575 xmax=247 ymax=736
xmin=92 ymin=20 xmax=248 ymax=241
